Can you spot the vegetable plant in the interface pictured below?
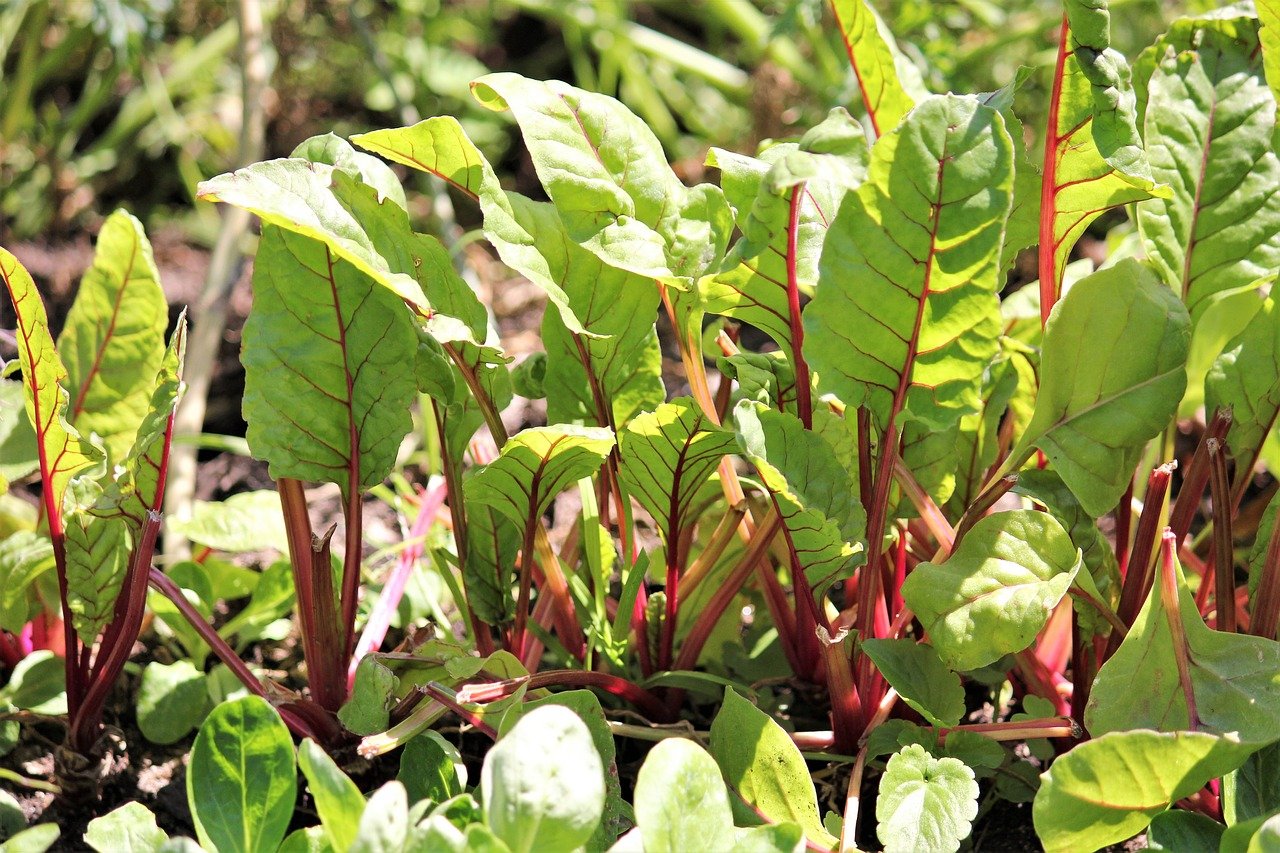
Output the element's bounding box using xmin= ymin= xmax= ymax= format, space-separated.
xmin=2 ymin=0 xmax=1280 ymax=849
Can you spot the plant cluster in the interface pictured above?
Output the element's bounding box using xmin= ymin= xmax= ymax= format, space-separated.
xmin=2 ymin=0 xmax=1280 ymax=850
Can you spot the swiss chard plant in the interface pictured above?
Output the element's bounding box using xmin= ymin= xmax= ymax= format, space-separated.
xmin=3 ymin=0 xmax=1280 ymax=849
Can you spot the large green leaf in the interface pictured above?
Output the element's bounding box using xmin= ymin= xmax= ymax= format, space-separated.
xmin=702 ymin=109 xmax=867 ymax=362
xmin=1040 ymin=0 xmax=1167 ymax=294
xmin=241 ymin=226 xmax=418 ymax=496
xmin=470 ymin=73 xmax=733 ymax=287
xmin=618 ymin=398 xmax=736 ymax=548
xmin=861 ymin=640 xmax=965 ymax=728
xmin=1033 ymin=730 xmax=1247 ymax=853
xmin=463 ymin=425 xmax=614 ymax=530
xmin=900 ymin=510 xmax=1080 ymax=672
xmin=57 ymin=209 xmax=168 ymax=462
xmin=299 ymin=739 xmax=366 ymax=853
xmin=480 ymin=704 xmax=605 ymax=853
xmin=1137 ymin=10 xmax=1280 ymax=323
xmin=733 ymin=401 xmax=864 ymax=587
xmin=632 ymin=738 xmax=734 ymax=853
xmin=1206 ymin=297 xmax=1280 ymax=487
xmin=828 ymin=0 xmax=919 ymax=136
xmin=197 ymin=159 xmax=430 ymax=312
xmin=1006 ymin=261 xmax=1190 ymax=517
xmin=876 ymin=744 xmax=979 ymax=853
xmin=0 ymin=248 xmax=102 ymax=522
xmin=1085 ymin=550 xmax=1280 ymax=744
xmin=708 ymin=689 xmax=838 ymax=850
xmin=188 ymin=696 xmax=296 ymax=853
xmin=805 ymin=94 xmax=1013 ymax=431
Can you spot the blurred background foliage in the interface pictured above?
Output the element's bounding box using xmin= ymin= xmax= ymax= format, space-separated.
xmin=2 ymin=0 xmax=1192 ymax=244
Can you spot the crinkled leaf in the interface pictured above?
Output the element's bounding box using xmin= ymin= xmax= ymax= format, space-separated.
xmin=829 ymin=0 xmax=919 ymax=136
xmin=1207 ymin=296 xmax=1280 ymax=486
xmin=901 ymin=510 xmax=1081 ymax=671
xmin=463 ymin=425 xmax=614 ymax=530
xmin=1033 ymin=730 xmax=1247 ymax=853
xmin=876 ymin=743 xmax=979 ymax=853
xmin=188 ymin=696 xmax=296 ymax=853
xmin=63 ymin=503 xmax=132 ymax=644
xmin=861 ymin=640 xmax=965 ymax=728
xmin=0 ymin=248 xmax=102 ymax=522
xmin=137 ymin=660 xmax=210 ymax=745
xmin=1007 ymin=261 xmax=1190 ymax=517
xmin=299 ymin=738 xmax=366 ymax=853
xmin=470 ymin=73 xmax=733 ymax=287
xmin=805 ymin=94 xmax=1013 ymax=431
xmin=242 ymin=226 xmax=417 ymax=496
xmin=1137 ymin=11 xmax=1280 ymax=323
xmin=734 ymin=401 xmax=864 ymax=587
xmin=1041 ymin=0 xmax=1167 ymax=292
xmin=708 ymin=689 xmax=838 ymax=850
xmin=632 ymin=738 xmax=734 ymax=853
xmin=57 ymin=209 xmax=168 ymax=462
xmin=197 ymin=159 xmax=430 ymax=312
xmin=85 ymin=801 xmax=167 ymax=853
xmin=480 ymin=704 xmax=605 ymax=853
xmin=1085 ymin=550 xmax=1280 ymax=744
xmin=618 ymin=398 xmax=736 ymax=547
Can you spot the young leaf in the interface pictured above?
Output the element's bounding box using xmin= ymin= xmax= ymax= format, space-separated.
xmin=1033 ymin=730 xmax=1247 ymax=853
xmin=57 ymin=209 xmax=168 ymax=462
xmin=172 ymin=491 xmax=290 ymax=554
xmin=0 ymin=531 xmax=52 ymax=633
xmin=461 ymin=504 xmax=520 ymax=629
xmin=1206 ymin=297 xmax=1280 ymax=489
xmin=84 ymin=801 xmax=168 ymax=853
xmin=480 ymin=704 xmax=605 ymax=853
xmin=828 ymin=0 xmax=919 ymax=136
xmin=805 ymin=94 xmax=1013 ymax=431
xmin=901 ymin=510 xmax=1081 ymax=671
xmin=733 ymin=401 xmax=864 ymax=587
xmin=338 ymin=655 xmax=398 ymax=735
xmin=1038 ymin=0 xmax=1167 ymax=305
xmin=399 ymin=731 xmax=467 ymax=805
xmin=1085 ymin=550 xmax=1280 ymax=744
xmin=1146 ymin=810 xmax=1224 ymax=852
xmin=241 ymin=226 xmax=418 ymax=496
xmin=1005 ymin=261 xmax=1190 ymax=517
xmin=469 ymin=73 xmax=733 ymax=286
xmin=463 ymin=425 xmax=615 ymax=530
xmin=1137 ymin=11 xmax=1280 ymax=323
xmin=197 ymin=159 xmax=430 ymax=312
xmin=350 ymin=782 xmax=409 ymax=853
xmin=876 ymin=744 xmax=979 ymax=853
xmin=0 ymin=248 xmax=102 ymax=526
xmin=188 ymin=696 xmax=296 ymax=853
xmin=137 ymin=660 xmax=210 ymax=745
xmin=299 ymin=738 xmax=367 ymax=852
xmin=708 ymin=689 xmax=838 ymax=849
xmin=618 ymin=398 xmax=737 ymax=548
xmin=861 ymin=639 xmax=965 ymax=728
xmin=631 ymin=738 xmax=734 ymax=853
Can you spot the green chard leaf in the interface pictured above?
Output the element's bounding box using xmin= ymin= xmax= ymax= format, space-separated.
xmin=861 ymin=639 xmax=965 ymax=728
xmin=463 ymin=425 xmax=614 ymax=531
xmin=462 ymin=504 xmax=520 ymax=629
xmin=876 ymin=744 xmax=979 ymax=853
xmin=241 ymin=226 xmax=417 ymax=496
xmin=804 ymin=93 xmax=1013 ymax=431
xmin=1137 ymin=9 xmax=1280 ymax=323
xmin=901 ymin=510 xmax=1081 ymax=671
xmin=469 ymin=73 xmax=733 ymax=287
xmin=57 ymin=209 xmax=168 ymax=463
xmin=618 ymin=398 xmax=737 ymax=549
xmin=733 ymin=401 xmax=865 ymax=588
xmin=188 ymin=696 xmax=296 ymax=853
xmin=0 ymin=248 xmax=102 ymax=525
xmin=84 ymin=801 xmax=168 ymax=853
xmin=1224 ymin=740 xmax=1280 ymax=826
xmin=1206 ymin=296 xmax=1280 ymax=488
xmin=1146 ymin=810 xmax=1225 ymax=852
xmin=299 ymin=739 xmax=367 ymax=852
xmin=828 ymin=0 xmax=920 ymax=136
xmin=1085 ymin=548 xmax=1280 ymax=744
xmin=1006 ymin=261 xmax=1190 ymax=517
xmin=291 ymin=132 xmax=407 ymax=212
xmin=709 ymin=689 xmax=838 ymax=850
xmin=1033 ymin=730 xmax=1247 ymax=853
xmin=631 ymin=738 xmax=734 ymax=853
xmin=1040 ymin=0 xmax=1167 ymax=295
xmin=137 ymin=660 xmax=210 ymax=745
